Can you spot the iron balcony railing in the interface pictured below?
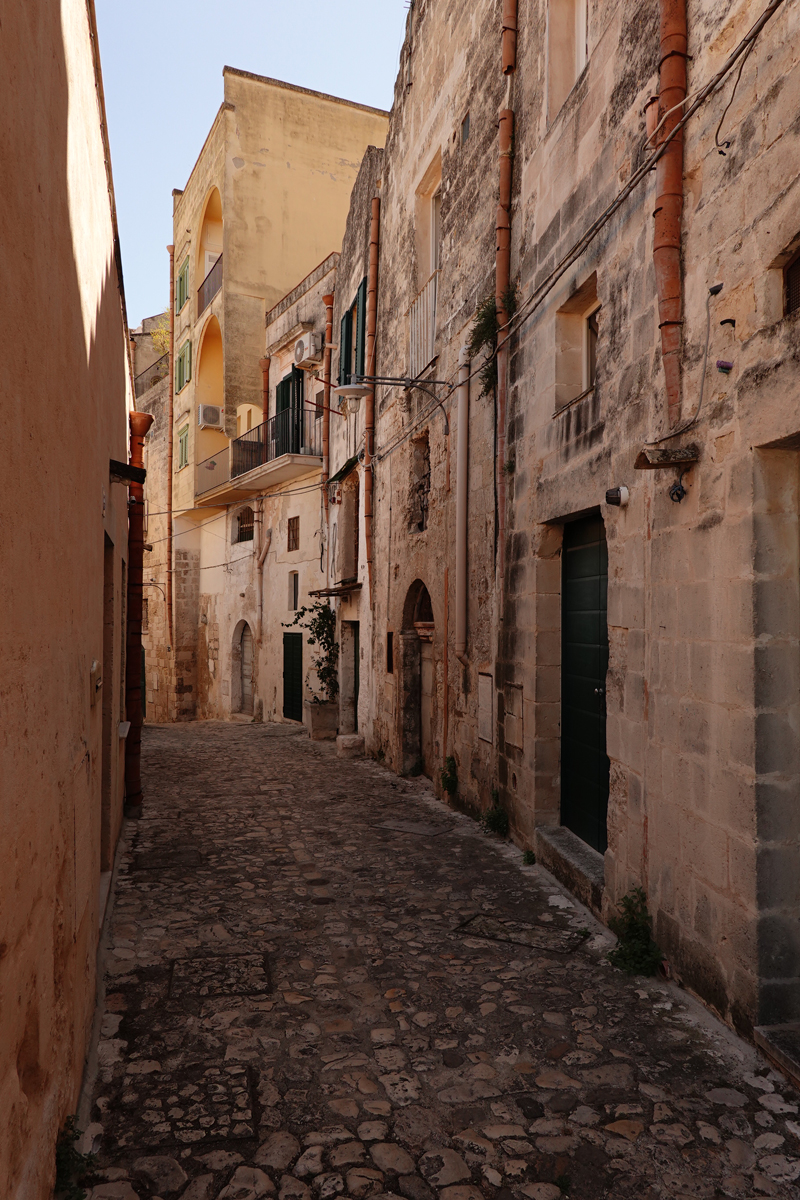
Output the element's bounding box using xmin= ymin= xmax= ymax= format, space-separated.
xmin=133 ymin=352 xmax=169 ymax=398
xmin=197 ymin=254 xmax=223 ymax=317
xmin=409 ymin=269 xmax=439 ymax=378
xmin=195 ymin=406 xmax=323 ymax=496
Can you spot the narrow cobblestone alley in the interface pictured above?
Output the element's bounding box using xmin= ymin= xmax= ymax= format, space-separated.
xmin=85 ymin=724 xmax=800 ymax=1200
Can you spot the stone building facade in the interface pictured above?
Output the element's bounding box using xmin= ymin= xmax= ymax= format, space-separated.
xmin=149 ymin=68 xmax=387 ymax=723
xmin=142 ymin=0 xmax=800 ymax=1047
xmin=349 ymin=0 xmax=800 ymax=1042
xmin=0 ymin=1 xmax=134 ymax=1195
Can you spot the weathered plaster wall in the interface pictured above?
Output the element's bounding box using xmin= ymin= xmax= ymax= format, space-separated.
xmin=0 ymin=1 xmax=132 ymax=1194
xmin=139 ymin=375 xmax=173 ymax=723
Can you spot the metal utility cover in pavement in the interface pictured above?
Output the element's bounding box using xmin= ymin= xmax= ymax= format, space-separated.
xmin=457 ymin=913 xmax=586 ymax=953
xmin=105 ymin=1061 xmax=256 ymax=1148
xmin=170 ymin=954 xmax=272 ymax=998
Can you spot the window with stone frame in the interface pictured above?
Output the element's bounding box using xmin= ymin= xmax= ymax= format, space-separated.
xmin=234 ymin=506 xmax=254 ymax=544
xmin=547 ymin=0 xmax=589 ymax=122
xmin=555 ymin=273 xmax=600 ymax=410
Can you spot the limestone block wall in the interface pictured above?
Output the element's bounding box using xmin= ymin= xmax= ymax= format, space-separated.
xmin=140 ymin=377 xmax=173 ymax=723
xmin=0 ymin=0 xmax=132 ymax=1194
xmin=367 ymin=0 xmax=501 ymax=800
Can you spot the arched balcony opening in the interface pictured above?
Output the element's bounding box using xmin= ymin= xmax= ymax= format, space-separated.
xmin=195 ymin=316 xmax=227 ymax=463
xmin=197 ymin=187 xmax=223 ymax=316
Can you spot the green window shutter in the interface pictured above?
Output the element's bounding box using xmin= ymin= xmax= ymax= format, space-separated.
xmin=187 ymin=340 xmax=192 ymax=383
xmin=276 ymin=377 xmax=291 ymax=413
xmin=355 ymin=277 xmax=368 ymax=378
xmin=339 ymin=312 xmax=352 ymax=386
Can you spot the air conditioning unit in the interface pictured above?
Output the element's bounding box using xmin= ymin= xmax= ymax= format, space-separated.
xmin=294 ymin=332 xmax=323 ymax=368
xmin=198 ymin=405 xmax=223 ymax=430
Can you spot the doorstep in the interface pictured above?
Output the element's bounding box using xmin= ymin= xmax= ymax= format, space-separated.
xmin=534 ymin=824 xmax=605 ymax=917
xmin=754 ymin=1023 xmax=800 ymax=1090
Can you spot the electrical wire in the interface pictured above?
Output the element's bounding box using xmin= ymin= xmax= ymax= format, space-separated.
xmin=370 ymin=0 xmax=786 ymax=444
xmin=715 ymin=39 xmax=756 ymax=153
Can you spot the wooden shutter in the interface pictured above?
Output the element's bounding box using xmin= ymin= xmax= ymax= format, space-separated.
xmin=339 ymin=312 xmax=352 ymax=386
xmin=355 ymin=277 xmax=368 ymax=378
xmin=276 ymin=377 xmax=291 ymax=412
xmin=290 ymin=365 xmax=304 ymax=408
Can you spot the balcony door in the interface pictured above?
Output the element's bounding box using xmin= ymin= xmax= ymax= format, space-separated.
xmin=276 ymin=367 xmax=304 ymax=457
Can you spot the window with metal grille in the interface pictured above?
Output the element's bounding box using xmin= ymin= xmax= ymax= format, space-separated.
xmin=287 ymin=515 xmax=299 ymax=551
xmin=235 ymin=506 xmax=254 ymax=543
xmin=787 ymin=255 xmax=800 ymax=316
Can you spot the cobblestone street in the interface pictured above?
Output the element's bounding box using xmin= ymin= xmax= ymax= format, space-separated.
xmin=85 ymin=723 xmax=800 ymax=1200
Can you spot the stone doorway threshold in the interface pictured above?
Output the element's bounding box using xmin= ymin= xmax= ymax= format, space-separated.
xmin=534 ymin=823 xmax=605 ymax=917
xmin=754 ymin=1023 xmax=800 ymax=1091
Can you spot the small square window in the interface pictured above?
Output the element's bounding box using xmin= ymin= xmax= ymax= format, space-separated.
xmin=287 ymin=516 xmax=299 ymax=552
xmin=178 ymin=424 xmax=189 ymax=469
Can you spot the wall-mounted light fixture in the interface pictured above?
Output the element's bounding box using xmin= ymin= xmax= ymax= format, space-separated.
xmin=605 ymin=486 xmax=630 ymax=507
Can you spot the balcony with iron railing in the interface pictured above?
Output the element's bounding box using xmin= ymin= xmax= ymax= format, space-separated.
xmin=195 ymin=405 xmax=323 ymax=504
xmin=134 ymin=352 xmax=169 ymax=398
xmin=198 ymin=254 xmax=223 ymax=318
xmin=409 ymin=270 xmax=439 ymax=379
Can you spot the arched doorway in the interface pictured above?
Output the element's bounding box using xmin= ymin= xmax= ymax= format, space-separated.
xmin=399 ymin=581 xmax=436 ymax=777
xmin=232 ymin=620 xmax=254 ymax=716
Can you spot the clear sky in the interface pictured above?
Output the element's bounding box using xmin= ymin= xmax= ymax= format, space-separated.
xmin=95 ymin=1 xmax=408 ymax=329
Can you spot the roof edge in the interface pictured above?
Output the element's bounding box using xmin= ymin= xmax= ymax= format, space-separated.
xmin=223 ymin=66 xmax=390 ymax=118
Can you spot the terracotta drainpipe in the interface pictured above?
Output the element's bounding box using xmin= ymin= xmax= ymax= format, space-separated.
xmin=654 ymin=0 xmax=688 ymax=427
xmin=166 ymin=245 xmax=175 ymax=650
xmin=502 ymin=0 xmax=518 ymax=74
xmin=259 ymin=356 xmax=270 ymax=462
xmin=455 ymin=346 xmax=471 ymax=666
xmin=322 ymin=292 xmax=334 ymax=504
xmin=496 ymin=106 xmax=514 ymax=602
xmin=364 ymin=197 xmax=381 ymax=595
xmin=124 ymin=410 xmax=155 ymax=818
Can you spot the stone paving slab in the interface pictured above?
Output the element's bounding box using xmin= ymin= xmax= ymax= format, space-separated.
xmin=83 ymin=721 xmax=800 ymax=1200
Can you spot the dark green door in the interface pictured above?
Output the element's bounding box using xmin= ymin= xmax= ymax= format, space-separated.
xmin=561 ymin=515 xmax=609 ymax=852
xmin=283 ymin=632 xmax=302 ymax=721
xmin=353 ymin=621 xmax=360 ymax=733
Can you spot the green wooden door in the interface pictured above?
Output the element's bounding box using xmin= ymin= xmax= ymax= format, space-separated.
xmin=561 ymin=515 xmax=610 ymax=852
xmin=283 ymin=632 xmax=303 ymax=722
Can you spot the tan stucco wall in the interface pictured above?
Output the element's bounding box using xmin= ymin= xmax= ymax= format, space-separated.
xmin=0 ymin=1 xmax=132 ymax=1195
xmin=163 ymin=71 xmax=387 ymax=720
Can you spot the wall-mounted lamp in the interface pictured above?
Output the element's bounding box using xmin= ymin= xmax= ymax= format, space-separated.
xmin=605 ymin=486 xmax=630 ymax=507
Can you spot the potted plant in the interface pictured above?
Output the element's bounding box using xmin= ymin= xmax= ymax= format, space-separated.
xmin=284 ymin=600 xmax=339 ymax=739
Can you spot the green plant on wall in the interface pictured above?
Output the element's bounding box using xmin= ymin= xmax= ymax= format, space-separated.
xmin=150 ymin=308 xmax=171 ymax=357
xmin=283 ymin=601 xmax=339 ymax=703
xmin=608 ymin=887 xmax=663 ymax=976
xmin=55 ymin=1116 xmax=96 ymax=1200
xmin=467 ymin=282 xmax=519 ymax=396
xmin=441 ymin=756 xmax=458 ymax=797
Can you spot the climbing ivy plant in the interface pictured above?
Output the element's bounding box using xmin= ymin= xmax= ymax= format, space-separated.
xmin=283 ymin=601 xmax=339 ymax=703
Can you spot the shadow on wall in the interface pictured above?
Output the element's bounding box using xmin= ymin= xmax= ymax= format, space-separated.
xmin=1 ymin=1 xmax=130 ymax=1196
